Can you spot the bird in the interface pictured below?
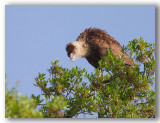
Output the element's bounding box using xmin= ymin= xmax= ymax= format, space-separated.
xmin=66 ymin=28 xmax=134 ymax=68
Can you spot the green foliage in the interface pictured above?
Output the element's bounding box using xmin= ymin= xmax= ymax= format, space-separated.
xmin=5 ymin=38 xmax=154 ymax=118
xmin=33 ymin=37 xmax=155 ymax=118
xmin=5 ymin=77 xmax=44 ymax=118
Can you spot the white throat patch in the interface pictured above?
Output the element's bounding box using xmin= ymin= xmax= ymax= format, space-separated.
xmin=72 ymin=41 xmax=89 ymax=59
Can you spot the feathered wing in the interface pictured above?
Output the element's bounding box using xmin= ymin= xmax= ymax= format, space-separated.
xmin=98 ymin=34 xmax=134 ymax=66
xmin=77 ymin=28 xmax=134 ymax=67
xmin=109 ymin=42 xmax=134 ymax=66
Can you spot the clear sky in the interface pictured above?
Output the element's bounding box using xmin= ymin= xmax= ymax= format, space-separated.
xmin=5 ymin=5 xmax=155 ymax=118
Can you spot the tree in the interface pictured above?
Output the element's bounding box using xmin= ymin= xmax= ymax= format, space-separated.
xmin=33 ymin=37 xmax=155 ymax=118
xmin=5 ymin=76 xmax=44 ymax=118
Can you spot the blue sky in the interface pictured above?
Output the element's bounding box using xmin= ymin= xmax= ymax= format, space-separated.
xmin=5 ymin=5 xmax=155 ymax=118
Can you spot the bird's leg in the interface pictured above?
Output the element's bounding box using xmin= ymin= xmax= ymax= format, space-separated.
xmin=102 ymin=70 xmax=113 ymax=83
xmin=99 ymin=67 xmax=103 ymax=77
xmin=98 ymin=67 xmax=113 ymax=83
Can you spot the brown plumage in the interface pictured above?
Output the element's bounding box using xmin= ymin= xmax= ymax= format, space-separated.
xmin=66 ymin=28 xmax=134 ymax=68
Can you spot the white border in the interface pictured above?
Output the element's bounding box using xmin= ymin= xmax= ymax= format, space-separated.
xmin=0 ymin=0 xmax=5 ymax=122
xmin=3 ymin=0 xmax=160 ymax=5
xmin=1 ymin=0 xmax=159 ymax=123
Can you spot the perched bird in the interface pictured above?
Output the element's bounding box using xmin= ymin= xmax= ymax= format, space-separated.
xmin=66 ymin=28 xmax=134 ymax=68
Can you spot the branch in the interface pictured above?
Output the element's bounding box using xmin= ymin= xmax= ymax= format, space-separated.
xmin=136 ymin=100 xmax=155 ymax=106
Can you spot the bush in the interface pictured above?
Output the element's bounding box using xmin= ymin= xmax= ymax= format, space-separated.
xmin=33 ymin=37 xmax=155 ymax=118
xmin=5 ymin=77 xmax=44 ymax=118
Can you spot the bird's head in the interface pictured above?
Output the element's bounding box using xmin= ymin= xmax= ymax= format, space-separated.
xmin=66 ymin=41 xmax=90 ymax=62
xmin=66 ymin=43 xmax=76 ymax=62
